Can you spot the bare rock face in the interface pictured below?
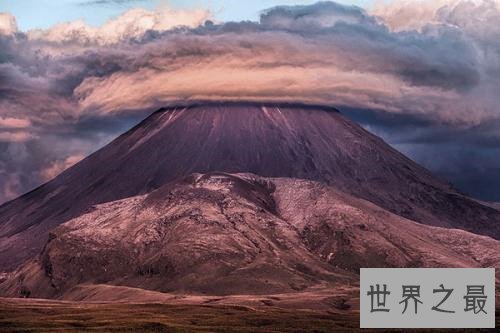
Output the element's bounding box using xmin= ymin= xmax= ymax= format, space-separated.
xmin=1 ymin=173 xmax=498 ymax=299
xmin=0 ymin=102 xmax=499 ymax=272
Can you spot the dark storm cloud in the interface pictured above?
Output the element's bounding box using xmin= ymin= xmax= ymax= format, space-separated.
xmin=342 ymin=107 xmax=500 ymax=201
xmin=259 ymin=2 xmax=480 ymax=90
xmin=398 ymin=141 xmax=500 ymax=201
xmin=0 ymin=1 xmax=500 ymax=203
xmin=260 ymin=1 xmax=380 ymax=30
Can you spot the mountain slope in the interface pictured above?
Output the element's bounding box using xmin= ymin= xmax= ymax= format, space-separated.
xmin=0 ymin=102 xmax=499 ymax=271
xmin=1 ymin=173 xmax=498 ymax=299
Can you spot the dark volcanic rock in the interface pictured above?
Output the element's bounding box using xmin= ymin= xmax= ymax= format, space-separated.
xmin=0 ymin=102 xmax=499 ymax=271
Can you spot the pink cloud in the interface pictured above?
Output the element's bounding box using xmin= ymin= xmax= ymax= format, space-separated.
xmin=27 ymin=6 xmax=211 ymax=45
xmin=0 ymin=131 xmax=34 ymax=142
xmin=0 ymin=12 xmax=17 ymax=35
xmin=40 ymin=154 xmax=85 ymax=182
xmin=0 ymin=117 xmax=31 ymax=129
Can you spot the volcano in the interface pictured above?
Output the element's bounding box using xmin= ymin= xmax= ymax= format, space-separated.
xmin=0 ymin=102 xmax=499 ymax=301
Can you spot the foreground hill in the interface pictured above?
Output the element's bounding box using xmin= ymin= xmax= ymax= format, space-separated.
xmin=1 ymin=102 xmax=499 ymax=271
xmin=1 ymin=173 xmax=498 ymax=299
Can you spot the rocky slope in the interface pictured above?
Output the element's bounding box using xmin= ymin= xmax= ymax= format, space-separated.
xmin=1 ymin=173 xmax=498 ymax=299
xmin=1 ymin=102 xmax=499 ymax=271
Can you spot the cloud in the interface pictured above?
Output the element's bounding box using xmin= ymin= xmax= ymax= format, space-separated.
xmin=27 ymin=7 xmax=211 ymax=45
xmin=41 ymin=154 xmax=85 ymax=181
xmin=1 ymin=1 xmax=500 ymax=203
xmin=372 ymin=0 xmax=453 ymax=31
xmin=0 ymin=132 xmax=34 ymax=142
xmin=260 ymin=1 xmax=379 ymax=30
xmin=64 ymin=1 xmax=486 ymax=124
xmin=0 ymin=173 xmax=22 ymax=203
xmin=2 ymin=1 xmax=495 ymax=122
xmin=0 ymin=117 xmax=34 ymax=145
xmin=372 ymin=0 xmax=500 ymax=32
xmin=0 ymin=117 xmax=31 ymax=129
xmin=80 ymin=0 xmax=148 ymax=5
xmin=0 ymin=13 xmax=17 ymax=35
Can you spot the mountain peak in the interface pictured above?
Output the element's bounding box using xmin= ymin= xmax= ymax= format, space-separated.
xmin=0 ymin=102 xmax=499 ymax=271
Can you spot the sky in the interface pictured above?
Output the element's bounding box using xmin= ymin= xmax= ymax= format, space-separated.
xmin=1 ymin=0 xmax=500 ymax=204
xmin=1 ymin=0 xmax=372 ymax=30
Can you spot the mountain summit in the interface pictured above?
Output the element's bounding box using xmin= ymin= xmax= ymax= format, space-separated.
xmin=0 ymin=102 xmax=499 ymax=274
